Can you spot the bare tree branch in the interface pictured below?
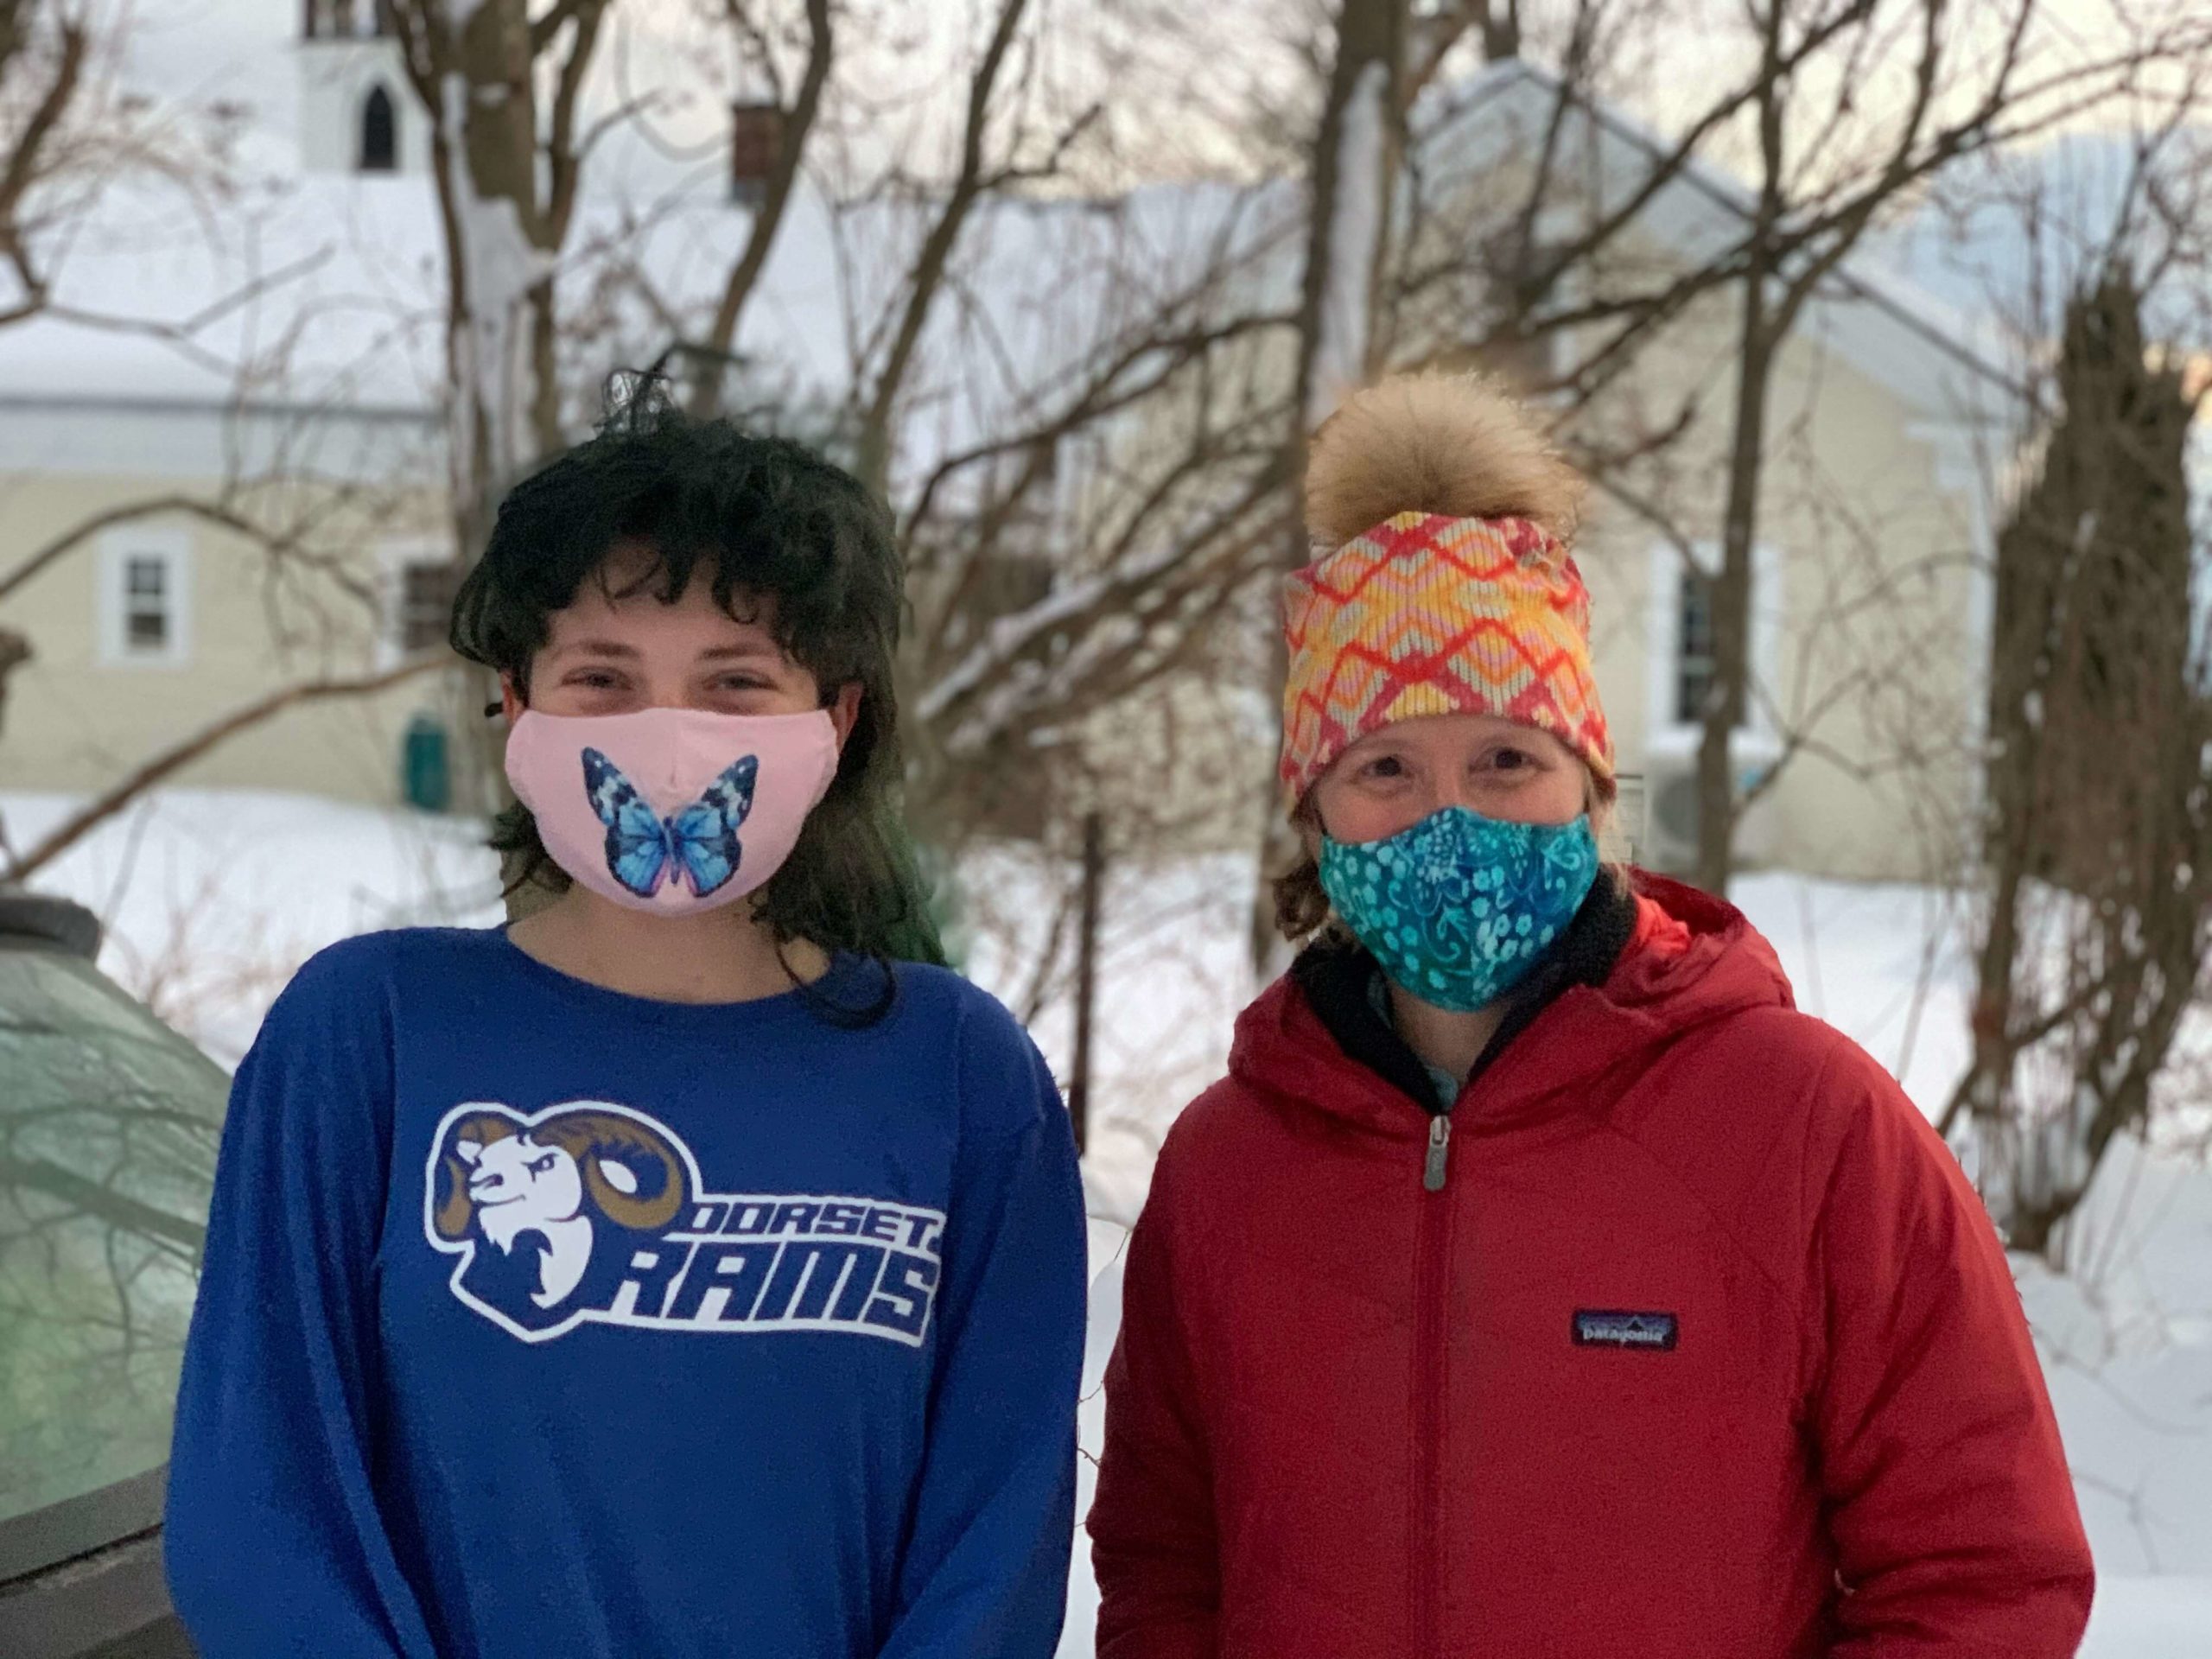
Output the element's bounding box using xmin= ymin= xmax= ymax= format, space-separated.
xmin=2 ymin=658 xmax=448 ymax=886
xmin=0 ymin=1156 xmax=207 ymax=1253
xmin=545 ymin=0 xmax=613 ymax=248
xmin=0 ymin=8 xmax=86 ymax=315
xmin=0 ymin=489 xmax=378 ymax=609
xmin=529 ymin=0 xmax=595 ymax=55
xmin=689 ymin=0 xmax=835 ymax=416
xmin=853 ymin=0 xmax=1034 ymax=494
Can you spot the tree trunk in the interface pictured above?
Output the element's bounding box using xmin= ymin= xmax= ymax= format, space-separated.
xmin=1249 ymin=0 xmax=1408 ymax=978
xmin=445 ymin=0 xmax=547 ymax=531
xmin=688 ymin=0 xmax=836 ymax=418
xmin=1069 ymin=810 xmax=1105 ymax=1156
xmin=852 ymin=0 xmax=1033 ymax=500
xmin=1692 ymin=1 xmax=1787 ymax=898
xmin=1288 ymin=0 xmax=1407 ymax=435
xmin=1694 ymin=308 xmax=1772 ymax=895
xmin=1480 ymin=2 xmax=1521 ymax=62
xmin=1943 ymin=275 xmax=2206 ymax=1255
xmin=391 ymin=0 xmax=588 ymax=818
xmin=0 ymin=625 xmax=29 ymax=744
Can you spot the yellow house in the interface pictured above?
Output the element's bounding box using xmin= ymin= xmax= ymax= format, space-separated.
xmin=0 ymin=404 xmax=455 ymax=811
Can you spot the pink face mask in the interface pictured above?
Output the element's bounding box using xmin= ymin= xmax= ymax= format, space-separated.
xmin=504 ymin=707 xmax=840 ymax=915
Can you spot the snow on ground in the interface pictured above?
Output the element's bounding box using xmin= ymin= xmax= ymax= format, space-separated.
xmin=2082 ymin=1580 xmax=2212 ymax=1656
xmin=2023 ymin=1141 xmax=2212 ymax=1580
xmin=0 ymin=791 xmax=503 ymax=1065
xmin=5 ymin=789 xmax=2210 ymax=1651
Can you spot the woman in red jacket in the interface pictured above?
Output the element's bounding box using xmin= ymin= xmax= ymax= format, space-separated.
xmin=1090 ymin=373 xmax=2095 ymax=1658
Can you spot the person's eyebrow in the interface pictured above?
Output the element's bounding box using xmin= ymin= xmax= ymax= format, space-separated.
xmin=549 ymin=639 xmax=643 ymax=661
xmin=1344 ymin=734 xmax=1408 ymax=758
xmin=697 ymin=642 xmax=787 ymax=664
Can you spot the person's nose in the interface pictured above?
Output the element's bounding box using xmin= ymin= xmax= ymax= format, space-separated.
xmin=1435 ymin=768 xmax=1484 ymax=816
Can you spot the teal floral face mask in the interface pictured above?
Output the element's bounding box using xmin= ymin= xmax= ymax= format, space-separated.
xmin=1318 ymin=807 xmax=1600 ymax=1013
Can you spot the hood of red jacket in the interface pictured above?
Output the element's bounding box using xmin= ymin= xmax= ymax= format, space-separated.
xmin=1228 ymin=873 xmax=1796 ymax=1136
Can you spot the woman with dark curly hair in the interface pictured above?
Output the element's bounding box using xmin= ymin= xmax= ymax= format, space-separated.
xmin=165 ymin=384 xmax=1086 ymax=1659
xmin=1090 ymin=373 xmax=2094 ymax=1659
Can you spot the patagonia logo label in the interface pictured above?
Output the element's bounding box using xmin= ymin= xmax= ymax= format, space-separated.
xmin=1573 ymin=1309 xmax=1678 ymax=1351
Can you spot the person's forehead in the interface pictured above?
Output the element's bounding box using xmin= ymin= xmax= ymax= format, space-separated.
xmin=547 ymin=568 xmax=779 ymax=642
xmin=1347 ymin=713 xmax=1543 ymax=749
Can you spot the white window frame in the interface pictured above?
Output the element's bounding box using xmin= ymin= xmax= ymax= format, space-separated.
xmin=376 ymin=539 xmax=459 ymax=670
xmin=96 ymin=530 xmax=192 ymax=669
xmin=1643 ymin=539 xmax=1785 ymax=747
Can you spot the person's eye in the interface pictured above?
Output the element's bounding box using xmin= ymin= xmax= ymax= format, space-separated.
xmin=1487 ymin=747 xmax=1537 ymax=773
xmin=566 ymin=669 xmax=623 ymax=690
xmin=713 ymin=674 xmax=773 ymax=693
xmin=1361 ymin=755 xmax=1407 ymax=780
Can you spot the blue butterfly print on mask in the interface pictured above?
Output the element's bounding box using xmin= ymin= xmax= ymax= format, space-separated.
xmin=580 ymin=749 xmax=759 ymax=899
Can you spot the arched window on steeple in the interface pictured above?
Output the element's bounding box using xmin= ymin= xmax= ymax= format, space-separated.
xmin=359 ymin=83 xmax=397 ymax=173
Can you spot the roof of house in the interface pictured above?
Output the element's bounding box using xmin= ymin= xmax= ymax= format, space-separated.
xmin=0 ymin=10 xmax=2018 ymax=448
xmin=1416 ymin=59 xmax=2026 ymax=424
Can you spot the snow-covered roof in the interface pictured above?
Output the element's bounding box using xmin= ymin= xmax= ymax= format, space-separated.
xmin=0 ymin=8 xmax=2020 ymax=454
xmin=1415 ymin=59 xmax=2026 ymax=428
xmin=0 ymin=3 xmax=1297 ymax=462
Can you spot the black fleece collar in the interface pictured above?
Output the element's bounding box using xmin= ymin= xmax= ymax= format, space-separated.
xmin=1289 ymin=873 xmax=1640 ymax=1116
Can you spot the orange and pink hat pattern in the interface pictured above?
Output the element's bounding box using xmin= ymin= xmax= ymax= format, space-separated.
xmin=1278 ymin=511 xmax=1614 ymax=810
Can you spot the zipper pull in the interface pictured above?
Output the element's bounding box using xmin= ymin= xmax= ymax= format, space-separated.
xmin=1424 ymin=1115 xmax=1452 ymax=1192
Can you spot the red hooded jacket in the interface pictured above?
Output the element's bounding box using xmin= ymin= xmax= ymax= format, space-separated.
xmin=1090 ymin=877 xmax=2093 ymax=1658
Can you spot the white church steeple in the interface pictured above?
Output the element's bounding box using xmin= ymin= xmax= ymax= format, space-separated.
xmin=298 ymin=0 xmax=422 ymax=175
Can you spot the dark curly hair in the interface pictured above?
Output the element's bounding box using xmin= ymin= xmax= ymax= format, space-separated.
xmin=450 ymin=377 xmax=945 ymax=973
xmin=1271 ymin=798 xmax=1342 ymax=945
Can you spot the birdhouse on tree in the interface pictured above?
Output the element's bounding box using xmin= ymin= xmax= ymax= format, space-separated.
xmin=731 ymin=102 xmax=786 ymax=206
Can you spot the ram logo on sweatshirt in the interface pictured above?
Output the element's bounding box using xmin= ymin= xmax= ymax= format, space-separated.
xmin=424 ymin=1099 xmax=945 ymax=1346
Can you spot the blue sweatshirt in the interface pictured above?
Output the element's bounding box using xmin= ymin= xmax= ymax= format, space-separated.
xmin=165 ymin=929 xmax=1086 ymax=1659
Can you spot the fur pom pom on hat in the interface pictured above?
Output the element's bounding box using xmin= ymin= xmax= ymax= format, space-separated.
xmin=1305 ymin=372 xmax=1586 ymax=550
xmin=1280 ymin=373 xmax=1612 ymax=810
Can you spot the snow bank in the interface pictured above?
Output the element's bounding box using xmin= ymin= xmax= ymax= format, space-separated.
xmin=0 ymin=790 xmax=500 ymax=1065
xmin=2082 ymin=1579 xmax=2212 ymax=1656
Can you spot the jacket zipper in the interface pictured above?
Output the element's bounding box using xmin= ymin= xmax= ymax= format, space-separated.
xmin=1410 ymin=1014 xmax=1516 ymax=1656
xmin=1411 ymin=1105 xmax=1452 ymax=1659
xmin=1403 ymin=963 xmax=1574 ymax=1656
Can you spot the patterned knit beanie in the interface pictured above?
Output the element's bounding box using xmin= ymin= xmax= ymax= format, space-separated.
xmin=1279 ymin=373 xmax=1614 ymax=813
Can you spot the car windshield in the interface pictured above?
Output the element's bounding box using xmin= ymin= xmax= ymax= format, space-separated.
xmin=0 ymin=944 xmax=227 ymax=1525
